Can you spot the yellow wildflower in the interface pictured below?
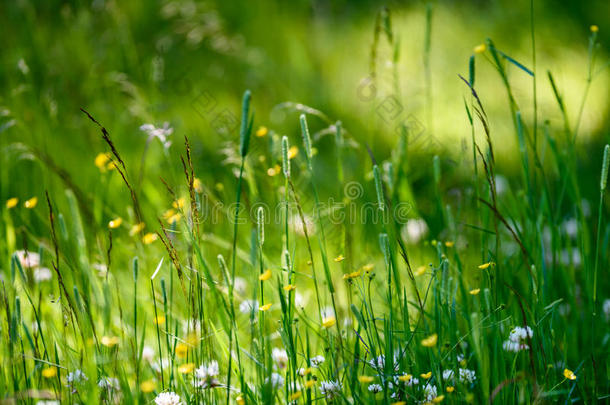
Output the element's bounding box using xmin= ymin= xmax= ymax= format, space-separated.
xmin=259 ymin=303 xmax=272 ymax=312
xmin=446 ymin=386 xmax=455 ymax=393
xmin=178 ymin=363 xmax=195 ymax=374
xmin=154 ymin=315 xmax=165 ymax=325
xmin=445 ymin=241 xmax=454 ymax=247
xmin=474 ymin=44 xmax=486 ymax=54
xmin=415 ymin=266 xmax=427 ymax=276
xmin=362 ymin=263 xmax=374 ymax=273
xmin=236 ymin=395 xmax=245 ymax=405
xmin=334 ymin=254 xmax=345 ymax=262
xmin=6 ymin=198 xmax=18 ymax=209
xmin=478 ymin=261 xmax=495 ymax=270
xmin=591 ymin=25 xmax=599 ymax=33
xmin=130 ymin=222 xmax=145 ymax=236
xmin=267 ymin=165 xmax=281 ymax=177
xmin=101 ymin=336 xmax=119 ymax=347
xmin=398 ymin=374 xmax=412 ymax=382
xmin=304 ymin=380 xmax=316 ymax=388
xmin=108 ymin=217 xmax=123 ymax=229
xmin=289 ymin=392 xmax=302 ymax=401
xmin=175 ymin=343 xmax=188 ymax=358
xmin=322 ymin=316 xmax=336 ymax=328
xmin=193 ymin=177 xmax=203 ymax=193
xmin=283 ymin=284 xmax=296 ymax=291
xmin=95 ymin=152 xmax=111 ymax=171
xmin=259 ymin=269 xmax=272 ymax=281
xmin=563 ymin=368 xmax=577 ymax=380
xmin=172 ymin=198 xmax=185 ymax=209
xmin=420 ymin=371 xmax=432 ymax=379
xmin=42 ymin=366 xmax=57 ymax=378
xmin=24 ymin=197 xmax=37 ymax=209
xmin=358 ymin=375 xmax=374 ymax=383
xmin=469 ymin=288 xmax=481 ymax=295
xmin=343 ymin=270 xmax=362 ymax=280
xmin=288 ymin=146 xmax=298 ymax=159
xmin=256 ymin=126 xmax=268 ymax=137
xmin=142 ymin=233 xmax=158 ymax=244
xmin=140 ymin=379 xmax=155 ymax=393
xmin=421 ymin=333 xmax=438 ymax=348
xmin=433 ymin=395 xmax=445 ymax=403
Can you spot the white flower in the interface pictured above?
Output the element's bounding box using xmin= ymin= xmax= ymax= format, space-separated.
xmin=239 ymin=299 xmax=259 ymax=314
xmin=368 ymin=383 xmax=383 ymax=393
xmin=93 ymin=263 xmax=108 ymax=277
xmin=368 ymin=354 xmax=398 ymax=372
xmin=234 ymin=277 xmax=247 ymax=293
xmin=272 ymin=348 xmax=288 ymax=369
xmin=35 ymin=402 xmax=59 ymax=405
xmin=182 ymin=319 xmax=201 ymax=335
xmin=442 ymin=369 xmax=454 ymax=381
xmin=310 ymin=355 xmax=325 ymax=367
xmin=422 ymin=383 xmax=438 ymax=402
xmin=320 ymin=306 xmax=335 ymax=319
xmin=98 ymin=377 xmax=120 ymax=391
xmin=403 ymin=218 xmax=428 ymax=244
xmin=294 ymin=292 xmax=305 ymax=308
xmin=15 ymin=250 xmax=40 ymax=269
xmin=503 ymin=326 xmax=533 ymax=352
xmin=458 ymin=368 xmax=476 ymax=384
xmin=319 ymin=380 xmax=342 ymax=399
xmin=603 ymin=299 xmax=610 ymax=321
xmin=154 ymin=391 xmax=182 ymax=405
xmin=266 ymin=373 xmax=284 ymax=389
xmin=140 ymin=122 xmax=173 ymax=149
xmin=33 ymin=267 xmax=52 ymax=282
xmin=142 ymin=346 xmax=155 ymax=362
xmin=194 ymin=361 xmax=220 ymax=388
xmin=18 ymin=59 xmax=30 ymax=75
xmin=66 ymin=369 xmax=88 ymax=393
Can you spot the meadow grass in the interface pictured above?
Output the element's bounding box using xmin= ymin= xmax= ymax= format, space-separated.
xmin=1 ymin=5 xmax=610 ymax=405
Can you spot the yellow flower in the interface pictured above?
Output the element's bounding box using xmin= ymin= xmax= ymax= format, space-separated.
xmin=101 ymin=336 xmax=119 ymax=347
xmin=142 ymin=233 xmax=158 ymax=244
xmin=474 ymin=44 xmax=486 ymax=54
xmin=392 ymin=402 xmax=406 ymax=405
xmin=108 ymin=217 xmax=123 ymax=229
xmin=433 ymin=395 xmax=445 ymax=403
xmin=283 ymin=284 xmax=296 ymax=291
xmin=304 ymin=380 xmax=316 ymax=388
xmin=259 ymin=269 xmax=272 ymax=281
xmin=445 ymin=241 xmax=454 ymax=247
xmin=163 ymin=208 xmax=176 ymax=219
xmin=41 ymin=366 xmax=57 ymax=378
xmin=130 ymin=222 xmax=145 ymax=236
xmin=175 ymin=343 xmax=188 ymax=358
xmin=95 ymin=152 xmax=111 ymax=171
xmin=236 ymin=395 xmax=245 ymax=405
xmin=106 ymin=161 xmax=116 ymax=170
xmin=259 ymin=303 xmax=272 ymax=312
xmin=167 ymin=213 xmax=182 ymax=224
xmin=193 ymin=177 xmax=203 ymax=193
xmin=256 ymin=126 xmax=268 ymax=137
xmin=322 ymin=316 xmax=336 ymax=328
xmin=478 ymin=261 xmax=495 ymax=270
xmin=421 ymin=333 xmax=438 ymax=348
xmin=154 ymin=315 xmax=165 ymax=325
xmin=362 ymin=263 xmax=374 ymax=273
xmin=178 ymin=363 xmax=195 ymax=374
xmin=563 ymin=368 xmax=577 ymax=380
xmin=24 ymin=197 xmax=37 ymax=209
xmin=469 ymin=288 xmax=481 ymax=295
xmin=415 ymin=266 xmax=427 ymax=276
xmin=267 ymin=165 xmax=281 ymax=177
xmin=288 ymin=146 xmax=298 ymax=159
xmin=6 ymin=198 xmax=18 ymax=209
xmin=398 ymin=374 xmax=412 ymax=382
xmin=289 ymin=392 xmax=302 ymax=401
xmin=343 ymin=270 xmax=362 ymax=280
xmin=300 ymin=367 xmax=312 ymax=375
xmin=173 ymin=198 xmax=185 ymax=209
xmin=334 ymin=255 xmax=345 ymax=262
xmin=420 ymin=371 xmax=432 ymax=379
xmin=358 ymin=375 xmax=374 ymax=383
xmin=446 ymin=386 xmax=455 ymax=393
xmin=591 ymin=25 xmax=599 ymax=33
xmin=140 ymin=379 xmax=155 ymax=393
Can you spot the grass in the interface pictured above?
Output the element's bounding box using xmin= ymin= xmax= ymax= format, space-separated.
xmin=1 ymin=2 xmax=610 ymax=405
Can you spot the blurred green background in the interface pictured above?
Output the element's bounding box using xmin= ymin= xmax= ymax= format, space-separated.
xmin=0 ymin=0 xmax=608 ymax=250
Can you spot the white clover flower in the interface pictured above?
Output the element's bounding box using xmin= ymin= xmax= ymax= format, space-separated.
xmin=310 ymin=355 xmax=325 ymax=367
xmin=33 ymin=267 xmax=52 ymax=282
xmin=15 ymin=250 xmax=40 ymax=269
xmin=368 ymin=354 xmax=399 ymax=372
xmin=142 ymin=346 xmax=155 ymax=362
xmin=368 ymin=383 xmax=383 ymax=393
xmin=442 ymin=369 xmax=455 ymax=381
xmin=503 ymin=326 xmax=533 ymax=353
xmin=66 ymin=369 xmax=88 ymax=393
xmin=98 ymin=377 xmax=120 ymax=391
xmin=458 ymin=368 xmax=477 ymax=384
xmin=140 ymin=122 xmax=173 ymax=149
xmin=402 ymin=218 xmax=428 ymax=244
xmin=239 ymin=299 xmax=259 ymax=314
xmin=422 ymin=383 xmax=438 ymax=402
xmin=266 ymin=373 xmax=284 ymax=389
xmin=194 ymin=360 xmax=220 ymax=388
xmin=319 ymin=380 xmax=342 ymax=399
xmin=154 ymin=391 xmax=182 ymax=405
xmin=272 ymin=348 xmax=288 ymax=369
